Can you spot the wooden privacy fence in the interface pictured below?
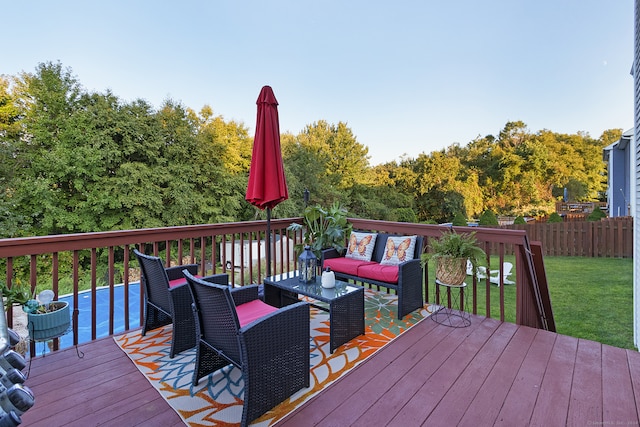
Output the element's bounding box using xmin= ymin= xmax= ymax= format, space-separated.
xmin=504 ymin=217 xmax=633 ymax=258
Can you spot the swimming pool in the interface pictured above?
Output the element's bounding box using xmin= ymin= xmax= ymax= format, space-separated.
xmin=32 ymin=283 xmax=142 ymax=355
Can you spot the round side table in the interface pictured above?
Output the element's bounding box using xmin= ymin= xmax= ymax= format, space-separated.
xmin=431 ymin=279 xmax=471 ymax=328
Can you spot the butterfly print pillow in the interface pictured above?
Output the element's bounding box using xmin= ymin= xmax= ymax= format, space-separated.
xmin=380 ymin=235 xmax=417 ymax=266
xmin=345 ymin=232 xmax=378 ymax=261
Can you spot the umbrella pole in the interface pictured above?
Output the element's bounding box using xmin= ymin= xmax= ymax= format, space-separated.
xmin=266 ymin=208 xmax=271 ymax=278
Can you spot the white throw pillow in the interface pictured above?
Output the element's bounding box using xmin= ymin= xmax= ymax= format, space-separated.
xmin=380 ymin=235 xmax=417 ymax=265
xmin=345 ymin=232 xmax=378 ymax=261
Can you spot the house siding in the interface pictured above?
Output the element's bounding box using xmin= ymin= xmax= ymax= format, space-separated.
xmin=633 ymin=0 xmax=640 ymax=348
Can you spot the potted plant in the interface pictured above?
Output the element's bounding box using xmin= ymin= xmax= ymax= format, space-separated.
xmin=288 ymin=202 xmax=352 ymax=259
xmin=22 ymin=290 xmax=70 ymax=342
xmin=421 ymin=229 xmax=486 ymax=286
xmin=1 ymin=281 xmax=32 ymax=311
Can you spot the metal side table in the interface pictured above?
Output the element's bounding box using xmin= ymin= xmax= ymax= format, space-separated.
xmin=431 ymin=279 xmax=471 ymax=328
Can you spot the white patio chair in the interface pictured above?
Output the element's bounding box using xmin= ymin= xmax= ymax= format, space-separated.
xmin=466 ymin=260 xmax=487 ymax=279
xmin=489 ymin=262 xmax=515 ymax=286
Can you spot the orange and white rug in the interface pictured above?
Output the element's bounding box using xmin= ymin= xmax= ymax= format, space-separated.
xmin=114 ymin=289 xmax=434 ymax=426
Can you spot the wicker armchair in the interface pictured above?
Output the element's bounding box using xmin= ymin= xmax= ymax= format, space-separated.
xmin=183 ymin=270 xmax=310 ymax=427
xmin=133 ymin=249 xmax=227 ymax=358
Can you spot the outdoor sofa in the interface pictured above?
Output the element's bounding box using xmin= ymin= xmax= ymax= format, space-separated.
xmin=322 ymin=232 xmax=424 ymax=319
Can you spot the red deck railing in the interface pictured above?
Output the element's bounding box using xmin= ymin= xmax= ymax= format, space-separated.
xmin=0 ymin=218 xmax=553 ymax=356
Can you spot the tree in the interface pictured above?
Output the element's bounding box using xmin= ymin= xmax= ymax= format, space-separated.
xmin=0 ymin=63 xmax=625 ymax=237
xmin=282 ymin=121 xmax=372 ymax=212
xmin=195 ymin=105 xmax=252 ymax=175
xmin=10 ymin=62 xmax=86 ymax=234
xmin=410 ymin=150 xmax=482 ymax=222
xmin=388 ymin=207 xmax=418 ymax=223
xmin=0 ymin=76 xmax=22 ymax=140
xmin=0 ymin=76 xmax=25 ymax=237
xmin=8 ymin=63 xmax=251 ymax=234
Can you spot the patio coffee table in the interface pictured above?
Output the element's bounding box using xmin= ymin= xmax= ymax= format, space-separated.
xmin=264 ymin=271 xmax=364 ymax=353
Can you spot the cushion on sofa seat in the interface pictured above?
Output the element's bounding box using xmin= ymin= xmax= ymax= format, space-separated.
xmin=324 ymin=257 xmax=374 ymax=276
xmin=345 ymin=231 xmax=378 ymax=261
xmin=356 ymin=263 xmax=399 ymax=284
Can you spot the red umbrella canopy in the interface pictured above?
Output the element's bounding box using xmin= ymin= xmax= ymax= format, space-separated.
xmin=245 ymin=85 xmax=289 ymax=210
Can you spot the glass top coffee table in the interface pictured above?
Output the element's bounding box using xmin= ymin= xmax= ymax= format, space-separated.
xmin=264 ymin=271 xmax=364 ymax=353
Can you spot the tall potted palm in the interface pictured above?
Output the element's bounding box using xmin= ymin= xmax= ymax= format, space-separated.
xmin=288 ymin=202 xmax=352 ymax=259
xmin=421 ymin=230 xmax=486 ymax=286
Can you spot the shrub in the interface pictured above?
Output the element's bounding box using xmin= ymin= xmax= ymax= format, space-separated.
xmin=478 ymin=210 xmax=498 ymax=226
xmin=452 ymin=212 xmax=468 ymax=226
xmin=547 ymin=212 xmax=563 ymax=223
xmin=587 ymin=206 xmax=607 ymax=222
xmin=513 ymin=215 xmax=526 ymax=224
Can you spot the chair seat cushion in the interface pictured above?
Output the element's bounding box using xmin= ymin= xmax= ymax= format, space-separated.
xmin=356 ymin=263 xmax=399 ymax=284
xmin=236 ymin=299 xmax=279 ymax=327
xmin=323 ymin=258 xmax=374 ymax=276
xmin=169 ymin=275 xmax=201 ymax=288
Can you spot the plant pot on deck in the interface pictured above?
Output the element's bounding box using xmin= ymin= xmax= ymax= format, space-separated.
xmin=435 ymin=257 xmax=467 ymax=286
xmin=27 ymin=301 xmax=70 ymax=341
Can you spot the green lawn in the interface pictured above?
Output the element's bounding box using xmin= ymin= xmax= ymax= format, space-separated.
xmin=425 ymin=256 xmax=635 ymax=350
xmin=544 ymin=256 xmax=634 ymax=350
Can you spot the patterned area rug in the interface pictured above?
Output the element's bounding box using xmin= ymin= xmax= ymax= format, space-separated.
xmin=114 ymin=289 xmax=434 ymax=426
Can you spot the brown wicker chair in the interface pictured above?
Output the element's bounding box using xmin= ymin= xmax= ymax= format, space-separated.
xmin=183 ymin=270 xmax=310 ymax=427
xmin=133 ymin=249 xmax=227 ymax=358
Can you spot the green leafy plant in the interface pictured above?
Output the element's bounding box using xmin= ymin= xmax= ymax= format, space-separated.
xmin=421 ymin=229 xmax=486 ymax=272
xmin=288 ymin=202 xmax=352 ymax=258
xmin=1 ymin=282 xmax=65 ymax=314
xmin=0 ymin=281 xmax=32 ymax=311
xmin=23 ymin=299 xmax=65 ymax=314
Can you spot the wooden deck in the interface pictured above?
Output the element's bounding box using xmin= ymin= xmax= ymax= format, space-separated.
xmin=20 ymin=337 xmax=181 ymax=427
xmin=20 ymin=314 xmax=640 ymax=426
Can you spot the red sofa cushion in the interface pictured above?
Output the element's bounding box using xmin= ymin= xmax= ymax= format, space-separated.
xmin=236 ymin=299 xmax=279 ymax=327
xmin=356 ymin=263 xmax=399 ymax=284
xmin=324 ymin=257 xmax=374 ymax=276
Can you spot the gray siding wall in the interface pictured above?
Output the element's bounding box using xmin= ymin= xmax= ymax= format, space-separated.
xmin=634 ymin=0 xmax=640 ymax=348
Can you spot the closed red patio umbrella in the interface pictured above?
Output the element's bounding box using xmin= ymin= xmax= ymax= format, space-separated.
xmin=246 ymin=85 xmax=289 ymax=277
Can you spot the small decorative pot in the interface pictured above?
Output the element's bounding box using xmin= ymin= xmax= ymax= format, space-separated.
xmin=27 ymin=301 xmax=71 ymax=341
xmin=321 ymin=268 xmax=336 ymax=288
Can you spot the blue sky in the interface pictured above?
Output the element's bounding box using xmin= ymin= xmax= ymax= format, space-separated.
xmin=3 ymin=1 xmax=634 ymax=165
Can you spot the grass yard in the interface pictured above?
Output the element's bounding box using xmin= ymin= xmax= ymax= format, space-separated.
xmin=424 ymin=255 xmax=635 ymax=350
xmin=544 ymin=256 xmax=634 ymax=350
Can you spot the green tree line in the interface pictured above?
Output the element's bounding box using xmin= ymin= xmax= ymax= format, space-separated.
xmin=0 ymin=62 xmax=621 ymax=238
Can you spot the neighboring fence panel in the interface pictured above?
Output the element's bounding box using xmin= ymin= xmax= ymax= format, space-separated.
xmin=507 ymin=217 xmax=633 ymax=258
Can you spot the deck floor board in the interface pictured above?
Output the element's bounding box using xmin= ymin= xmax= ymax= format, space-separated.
xmin=602 ymin=344 xmax=638 ymax=423
xmin=18 ymin=313 xmax=640 ymax=427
